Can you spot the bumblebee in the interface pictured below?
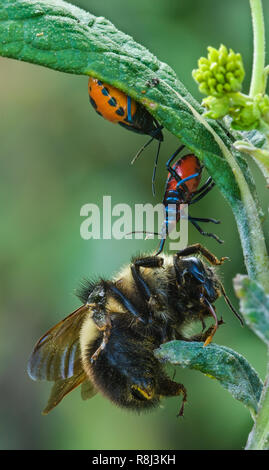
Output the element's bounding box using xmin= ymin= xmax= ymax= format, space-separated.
xmin=27 ymin=244 xmax=243 ymax=416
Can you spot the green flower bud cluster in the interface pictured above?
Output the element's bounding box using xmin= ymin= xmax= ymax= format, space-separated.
xmin=193 ymin=44 xmax=269 ymax=131
xmin=202 ymin=92 xmax=269 ymax=130
xmin=230 ymin=98 xmax=261 ymax=130
xmin=202 ymin=95 xmax=230 ymax=120
xmin=192 ymin=45 xmax=245 ymax=97
xmin=230 ymin=94 xmax=269 ymax=130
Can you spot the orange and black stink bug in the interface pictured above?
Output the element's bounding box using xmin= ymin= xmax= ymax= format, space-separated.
xmin=156 ymin=146 xmax=223 ymax=254
xmin=88 ymin=77 xmax=163 ymax=194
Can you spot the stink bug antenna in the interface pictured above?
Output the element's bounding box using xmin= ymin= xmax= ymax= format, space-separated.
xmin=131 ymin=136 xmax=155 ymax=165
xmin=125 ymin=230 xmax=160 ymax=239
xmin=131 ymin=122 xmax=163 ymax=196
xmin=219 ymin=282 xmax=244 ymax=326
xmin=151 ymin=140 xmax=162 ymax=197
xmin=125 ymin=230 xmax=167 ymax=257
xmin=131 ymin=138 xmax=162 ymax=197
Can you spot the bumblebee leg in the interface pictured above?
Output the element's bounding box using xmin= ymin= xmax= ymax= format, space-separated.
xmin=108 ymin=284 xmax=148 ymax=324
xmin=90 ymin=314 xmax=112 ymax=363
xmin=185 ymin=325 xmax=215 ymax=343
xmin=157 ymin=376 xmax=187 ymax=417
xmin=132 ymin=256 xmax=164 ymax=300
xmin=175 ymin=243 xmax=228 ymax=265
xmin=185 ymin=296 xmax=225 ymax=345
xmin=186 ymin=318 xmax=225 ymax=344
xmin=131 ymin=256 xmax=164 ymax=317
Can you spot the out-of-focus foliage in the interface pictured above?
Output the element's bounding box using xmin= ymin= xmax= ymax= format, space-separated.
xmin=1 ymin=0 xmax=269 ymax=451
xmin=234 ymin=275 xmax=269 ymax=346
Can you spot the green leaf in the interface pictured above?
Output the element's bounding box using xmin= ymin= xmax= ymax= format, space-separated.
xmin=241 ymin=129 xmax=267 ymax=149
xmin=234 ymin=275 xmax=269 ymax=346
xmin=1 ymin=0 xmax=269 ymax=286
xmin=233 ymin=126 xmax=269 ymax=187
xmin=155 ymin=341 xmax=263 ymax=415
xmin=0 ymin=0 xmax=248 ymax=204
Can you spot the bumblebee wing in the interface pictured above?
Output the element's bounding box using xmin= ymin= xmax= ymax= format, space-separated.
xmin=81 ymin=379 xmax=98 ymax=401
xmin=27 ymin=304 xmax=90 ymax=382
xmin=42 ymin=372 xmax=88 ymax=415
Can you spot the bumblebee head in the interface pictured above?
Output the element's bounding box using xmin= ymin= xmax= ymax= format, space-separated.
xmin=178 ymin=256 xmax=220 ymax=303
xmin=177 ymin=256 xmax=243 ymax=326
xmin=76 ymin=280 xmax=106 ymax=305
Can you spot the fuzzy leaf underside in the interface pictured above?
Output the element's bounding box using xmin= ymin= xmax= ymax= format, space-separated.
xmin=155 ymin=341 xmax=263 ymax=415
xmin=234 ymin=275 xmax=269 ymax=346
xmin=0 ymin=0 xmax=265 ymax=281
xmin=241 ymin=129 xmax=267 ymax=149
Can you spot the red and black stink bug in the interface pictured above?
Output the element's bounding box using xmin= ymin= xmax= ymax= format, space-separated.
xmin=88 ymin=77 xmax=163 ymax=194
xmin=156 ymin=145 xmax=223 ymax=254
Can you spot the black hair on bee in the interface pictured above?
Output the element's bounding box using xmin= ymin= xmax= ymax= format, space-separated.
xmin=27 ymin=244 xmax=243 ymax=416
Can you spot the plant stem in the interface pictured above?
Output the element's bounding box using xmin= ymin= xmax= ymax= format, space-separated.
xmin=249 ymin=0 xmax=265 ymax=98
xmin=239 ymin=0 xmax=269 ymax=451
xmin=246 ymin=349 xmax=269 ymax=449
xmin=263 ymin=65 xmax=269 ymax=94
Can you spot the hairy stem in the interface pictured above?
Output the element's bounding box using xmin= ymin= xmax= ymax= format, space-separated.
xmin=249 ymin=0 xmax=265 ymax=97
xmin=263 ymin=65 xmax=269 ymax=94
xmin=246 ymin=350 xmax=269 ymax=449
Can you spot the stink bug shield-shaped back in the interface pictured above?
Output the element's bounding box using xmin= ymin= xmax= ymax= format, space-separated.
xmin=88 ymin=77 xmax=163 ymax=195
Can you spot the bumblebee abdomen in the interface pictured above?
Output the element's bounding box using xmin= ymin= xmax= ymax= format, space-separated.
xmin=85 ymin=321 xmax=162 ymax=411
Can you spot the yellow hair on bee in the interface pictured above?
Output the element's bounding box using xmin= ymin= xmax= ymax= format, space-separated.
xmin=113 ymin=263 xmax=135 ymax=296
xmin=80 ymin=313 xmax=99 ymax=378
xmin=106 ymin=296 xmax=127 ymax=315
xmin=114 ymin=253 xmax=175 ymax=297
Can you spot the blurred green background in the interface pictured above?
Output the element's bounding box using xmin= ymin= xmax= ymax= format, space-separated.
xmin=1 ymin=0 xmax=269 ymax=450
